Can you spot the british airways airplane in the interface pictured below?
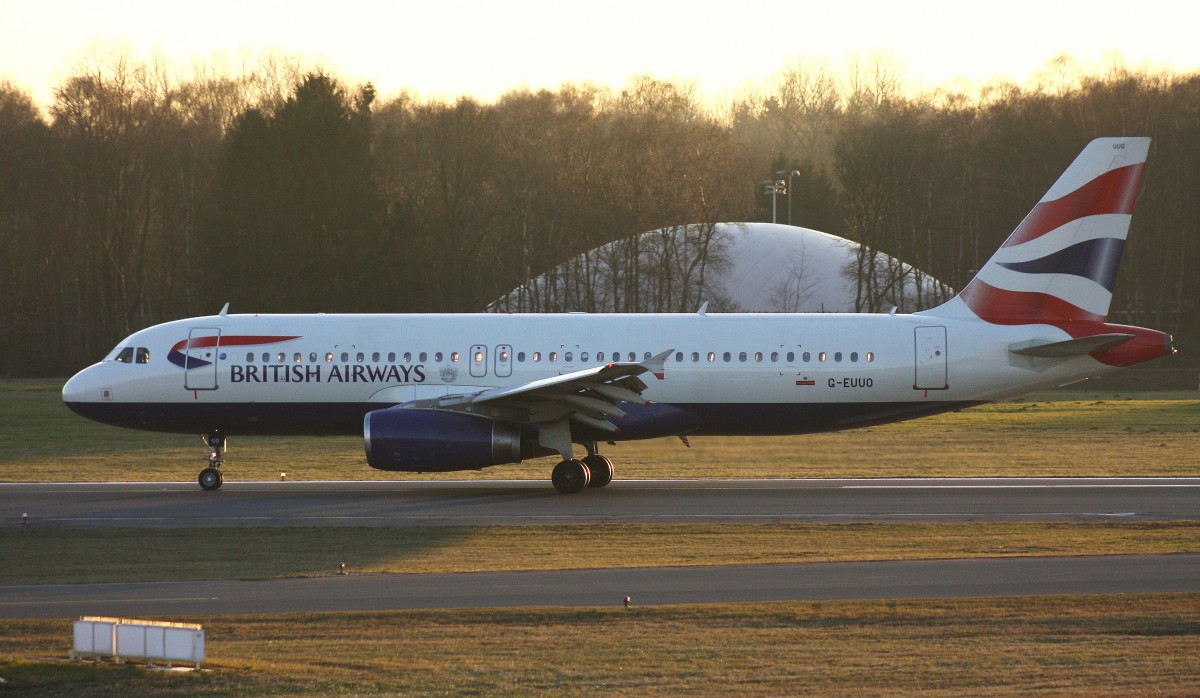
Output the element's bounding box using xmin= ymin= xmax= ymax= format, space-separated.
xmin=62 ymin=137 xmax=1174 ymax=493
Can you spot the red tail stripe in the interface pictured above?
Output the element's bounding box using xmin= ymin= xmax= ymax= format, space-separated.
xmin=1004 ymin=163 xmax=1145 ymax=248
xmin=960 ymin=279 xmax=1106 ymax=324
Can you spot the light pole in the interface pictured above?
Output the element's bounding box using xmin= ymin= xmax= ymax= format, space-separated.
xmin=760 ymin=179 xmax=786 ymax=224
xmin=776 ymin=169 xmax=801 ymax=225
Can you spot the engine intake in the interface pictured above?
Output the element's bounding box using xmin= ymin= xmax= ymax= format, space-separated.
xmin=364 ymin=408 xmax=531 ymax=472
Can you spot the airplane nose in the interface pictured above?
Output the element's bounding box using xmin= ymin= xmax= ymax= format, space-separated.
xmin=62 ymin=370 xmax=90 ymax=404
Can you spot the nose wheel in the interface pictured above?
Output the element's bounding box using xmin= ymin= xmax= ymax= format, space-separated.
xmin=198 ymin=430 xmax=226 ymax=491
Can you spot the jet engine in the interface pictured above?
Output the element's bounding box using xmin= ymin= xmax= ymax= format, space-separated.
xmin=364 ymin=408 xmax=535 ymax=472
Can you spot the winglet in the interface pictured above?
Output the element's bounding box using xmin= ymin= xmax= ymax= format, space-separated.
xmin=644 ymin=349 xmax=673 ymax=380
xmin=219 ymin=302 xmax=230 ymax=316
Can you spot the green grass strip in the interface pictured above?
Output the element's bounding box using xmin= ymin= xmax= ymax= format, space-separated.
xmin=2 ymin=521 xmax=1196 ymax=585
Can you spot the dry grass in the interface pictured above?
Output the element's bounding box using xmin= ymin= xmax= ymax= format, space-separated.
xmin=1 ymin=595 xmax=1197 ymax=696
xmin=2 ymin=521 xmax=1196 ymax=585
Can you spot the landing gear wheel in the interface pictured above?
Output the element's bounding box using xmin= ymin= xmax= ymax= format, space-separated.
xmin=582 ymin=455 xmax=614 ymax=488
xmin=198 ymin=467 xmax=223 ymax=491
xmin=552 ymin=459 xmax=591 ymax=494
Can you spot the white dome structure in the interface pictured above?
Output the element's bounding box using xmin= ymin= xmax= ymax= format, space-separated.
xmin=489 ymin=222 xmax=950 ymax=314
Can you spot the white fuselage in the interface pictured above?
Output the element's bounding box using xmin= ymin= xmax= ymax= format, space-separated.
xmin=62 ymin=311 xmax=1113 ymax=437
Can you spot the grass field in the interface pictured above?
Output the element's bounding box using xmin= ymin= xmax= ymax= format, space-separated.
xmin=3 ymin=379 xmax=1199 ymax=481
xmin=1 ymin=595 xmax=1197 ymax=696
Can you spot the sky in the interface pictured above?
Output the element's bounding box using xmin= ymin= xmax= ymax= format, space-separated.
xmin=4 ymin=0 xmax=1200 ymax=107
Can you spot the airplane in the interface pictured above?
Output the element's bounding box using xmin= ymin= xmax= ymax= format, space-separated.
xmin=62 ymin=137 xmax=1174 ymax=493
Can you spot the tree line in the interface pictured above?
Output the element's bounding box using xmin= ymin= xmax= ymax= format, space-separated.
xmin=1 ymin=50 xmax=1197 ymax=376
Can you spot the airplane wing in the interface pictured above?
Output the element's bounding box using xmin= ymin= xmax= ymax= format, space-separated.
xmin=400 ymin=349 xmax=674 ymax=435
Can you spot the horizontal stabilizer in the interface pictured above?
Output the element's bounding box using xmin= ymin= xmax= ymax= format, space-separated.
xmin=1009 ymin=333 xmax=1135 ymax=358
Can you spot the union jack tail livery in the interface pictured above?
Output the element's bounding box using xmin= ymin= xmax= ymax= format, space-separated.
xmin=930 ymin=137 xmax=1150 ymax=325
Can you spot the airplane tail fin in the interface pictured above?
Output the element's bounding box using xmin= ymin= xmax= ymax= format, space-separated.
xmin=926 ymin=137 xmax=1150 ymax=325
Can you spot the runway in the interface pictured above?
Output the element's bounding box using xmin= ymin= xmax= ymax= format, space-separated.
xmin=3 ymin=477 xmax=1198 ymax=528
xmin=2 ymin=555 xmax=1197 ymax=619
xmin=3 ymin=478 xmax=1196 ymax=618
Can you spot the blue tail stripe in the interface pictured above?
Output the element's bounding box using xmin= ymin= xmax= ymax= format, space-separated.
xmin=997 ymin=238 xmax=1124 ymax=291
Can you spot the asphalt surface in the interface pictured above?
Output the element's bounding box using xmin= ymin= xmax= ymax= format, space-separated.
xmin=2 ymin=478 xmax=1196 ymax=618
xmin=2 ymin=478 xmax=1197 ymax=528
xmin=2 ymin=555 xmax=1197 ymax=619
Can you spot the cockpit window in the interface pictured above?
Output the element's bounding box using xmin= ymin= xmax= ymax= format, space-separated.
xmin=135 ymin=347 xmax=150 ymax=364
xmin=115 ymin=347 xmax=134 ymax=363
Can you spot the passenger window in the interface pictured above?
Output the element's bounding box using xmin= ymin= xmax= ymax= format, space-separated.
xmin=866 ymin=352 xmax=875 ymax=362
xmin=580 ymin=352 xmax=588 ymax=362
xmin=675 ymin=352 xmax=683 ymax=363
xmin=419 ymin=352 xmax=427 ymax=362
xmin=341 ymin=352 xmax=349 ymax=362
xmin=372 ymin=352 xmax=380 ymax=362
xmin=850 ymin=352 xmax=859 ymax=362
xmin=388 ymin=352 xmax=396 ymax=363
xmin=403 ymin=352 xmax=411 ymax=363
xmin=356 ymin=352 xmax=365 ymax=363
xmin=454 ymin=352 xmax=462 ymax=362
xmin=754 ymin=352 xmax=763 ymax=362
xmin=263 ymin=352 xmax=271 ymax=363
xmin=532 ymin=351 xmax=541 ymax=362
xmin=276 ymin=352 xmax=285 ymax=362
xmin=628 ymin=352 xmax=636 ymax=361
xmin=644 ymin=352 xmax=651 ymax=360
xmin=247 ymin=352 xmax=255 ymax=362
xmin=771 ymin=352 xmax=779 ymax=362
xmin=691 ymin=352 xmax=699 ymax=362
xmin=517 ymin=352 xmax=525 ymax=362
xmin=723 ymin=352 xmax=731 ymax=362
xmin=819 ymin=352 xmax=827 ymax=362
xmin=834 ymin=352 xmax=842 ymax=362
xmin=326 ymin=352 xmax=334 ymax=362
xmin=707 ymin=352 xmax=716 ymax=363
xmin=802 ymin=352 xmax=811 ymax=362
xmin=550 ymin=352 xmax=558 ymax=362
xmin=294 ymin=352 xmax=302 ymax=363
xmin=116 ymin=347 xmax=134 ymax=363
xmin=434 ymin=352 xmax=443 ymax=362
xmin=564 ymin=352 xmax=573 ymax=362
xmin=596 ymin=352 xmax=605 ymax=362
xmin=739 ymin=352 xmax=747 ymax=362
xmin=787 ymin=352 xmax=795 ymax=362
xmin=309 ymin=352 xmax=318 ymax=363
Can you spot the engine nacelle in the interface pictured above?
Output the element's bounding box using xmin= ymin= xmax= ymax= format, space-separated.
xmin=364 ymin=408 xmax=531 ymax=472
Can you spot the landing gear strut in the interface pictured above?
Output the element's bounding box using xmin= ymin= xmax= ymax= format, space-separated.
xmin=198 ymin=430 xmax=226 ymax=491
xmin=550 ymin=443 xmax=616 ymax=494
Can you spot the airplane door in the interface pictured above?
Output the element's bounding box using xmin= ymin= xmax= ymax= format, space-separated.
xmin=914 ymin=326 xmax=948 ymax=390
xmin=184 ymin=327 xmax=220 ymax=391
xmin=494 ymin=344 xmax=512 ymax=378
xmin=469 ymin=345 xmax=488 ymax=378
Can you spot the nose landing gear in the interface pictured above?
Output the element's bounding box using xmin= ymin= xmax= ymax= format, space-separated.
xmin=198 ymin=430 xmax=226 ymax=491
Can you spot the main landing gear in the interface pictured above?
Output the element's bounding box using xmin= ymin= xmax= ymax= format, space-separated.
xmin=198 ymin=430 xmax=226 ymax=491
xmin=550 ymin=443 xmax=615 ymax=494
